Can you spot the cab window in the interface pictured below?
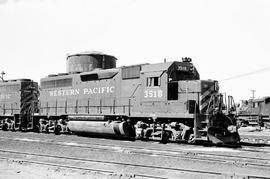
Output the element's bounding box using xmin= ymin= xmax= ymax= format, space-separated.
xmin=146 ymin=77 xmax=160 ymax=87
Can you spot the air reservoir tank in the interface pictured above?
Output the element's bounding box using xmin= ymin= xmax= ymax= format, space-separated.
xmin=67 ymin=116 xmax=135 ymax=138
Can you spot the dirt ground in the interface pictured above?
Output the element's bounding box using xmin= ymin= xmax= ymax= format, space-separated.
xmin=0 ymin=159 xmax=136 ymax=179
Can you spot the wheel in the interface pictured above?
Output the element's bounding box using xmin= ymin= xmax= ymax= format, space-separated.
xmin=187 ymin=134 xmax=195 ymax=144
xmin=2 ymin=123 xmax=8 ymax=131
xmin=160 ymin=131 xmax=170 ymax=144
xmin=54 ymin=125 xmax=61 ymax=135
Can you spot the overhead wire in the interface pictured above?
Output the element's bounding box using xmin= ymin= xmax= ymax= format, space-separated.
xmin=220 ymin=66 xmax=270 ymax=81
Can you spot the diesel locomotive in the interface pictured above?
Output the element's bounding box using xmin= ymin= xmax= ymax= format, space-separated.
xmin=0 ymin=79 xmax=39 ymax=130
xmin=237 ymin=97 xmax=270 ymax=128
xmin=0 ymin=51 xmax=240 ymax=144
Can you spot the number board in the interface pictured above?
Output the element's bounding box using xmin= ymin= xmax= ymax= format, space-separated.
xmin=177 ymin=65 xmax=189 ymax=72
xmin=144 ymin=89 xmax=163 ymax=98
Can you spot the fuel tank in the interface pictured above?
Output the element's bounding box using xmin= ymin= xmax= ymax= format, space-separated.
xmin=67 ymin=120 xmax=135 ymax=138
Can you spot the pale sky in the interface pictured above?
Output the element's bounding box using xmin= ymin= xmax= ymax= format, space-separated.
xmin=0 ymin=0 xmax=270 ymax=102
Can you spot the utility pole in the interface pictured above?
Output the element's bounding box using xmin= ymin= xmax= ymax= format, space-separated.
xmin=251 ymin=90 xmax=255 ymax=99
xmin=0 ymin=71 xmax=5 ymax=81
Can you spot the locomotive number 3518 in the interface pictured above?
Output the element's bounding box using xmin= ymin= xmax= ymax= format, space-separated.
xmin=144 ymin=89 xmax=163 ymax=98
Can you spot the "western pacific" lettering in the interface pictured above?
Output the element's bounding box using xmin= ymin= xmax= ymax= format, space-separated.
xmin=49 ymin=86 xmax=115 ymax=97
xmin=0 ymin=94 xmax=11 ymax=99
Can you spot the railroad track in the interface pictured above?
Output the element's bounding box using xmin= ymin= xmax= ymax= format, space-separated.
xmin=1 ymin=132 xmax=270 ymax=178
xmin=0 ymin=149 xmax=268 ymax=179
xmin=1 ymin=135 xmax=270 ymax=171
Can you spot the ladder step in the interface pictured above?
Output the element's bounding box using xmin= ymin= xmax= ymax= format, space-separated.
xmin=199 ymin=129 xmax=208 ymax=133
xmin=201 ymin=120 xmax=209 ymax=124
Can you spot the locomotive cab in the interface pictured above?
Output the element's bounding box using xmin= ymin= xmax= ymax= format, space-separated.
xmin=167 ymin=58 xmax=200 ymax=101
xmin=139 ymin=58 xmax=239 ymax=144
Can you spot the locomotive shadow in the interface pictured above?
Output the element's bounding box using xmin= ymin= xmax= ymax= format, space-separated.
xmin=240 ymin=142 xmax=270 ymax=147
xmin=74 ymin=132 xmax=136 ymax=142
xmin=73 ymin=133 xmax=248 ymax=148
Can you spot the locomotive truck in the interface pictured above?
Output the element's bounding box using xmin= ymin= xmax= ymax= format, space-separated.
xmin=0 ymin=51 xmax=240 ymax=144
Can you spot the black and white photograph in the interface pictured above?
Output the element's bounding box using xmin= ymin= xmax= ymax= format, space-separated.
xmin=0 ymin=0 xmax=270 ymax=178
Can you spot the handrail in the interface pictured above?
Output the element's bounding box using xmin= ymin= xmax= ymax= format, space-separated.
xmin=129 ymin=84 xmax=141 ymax=98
